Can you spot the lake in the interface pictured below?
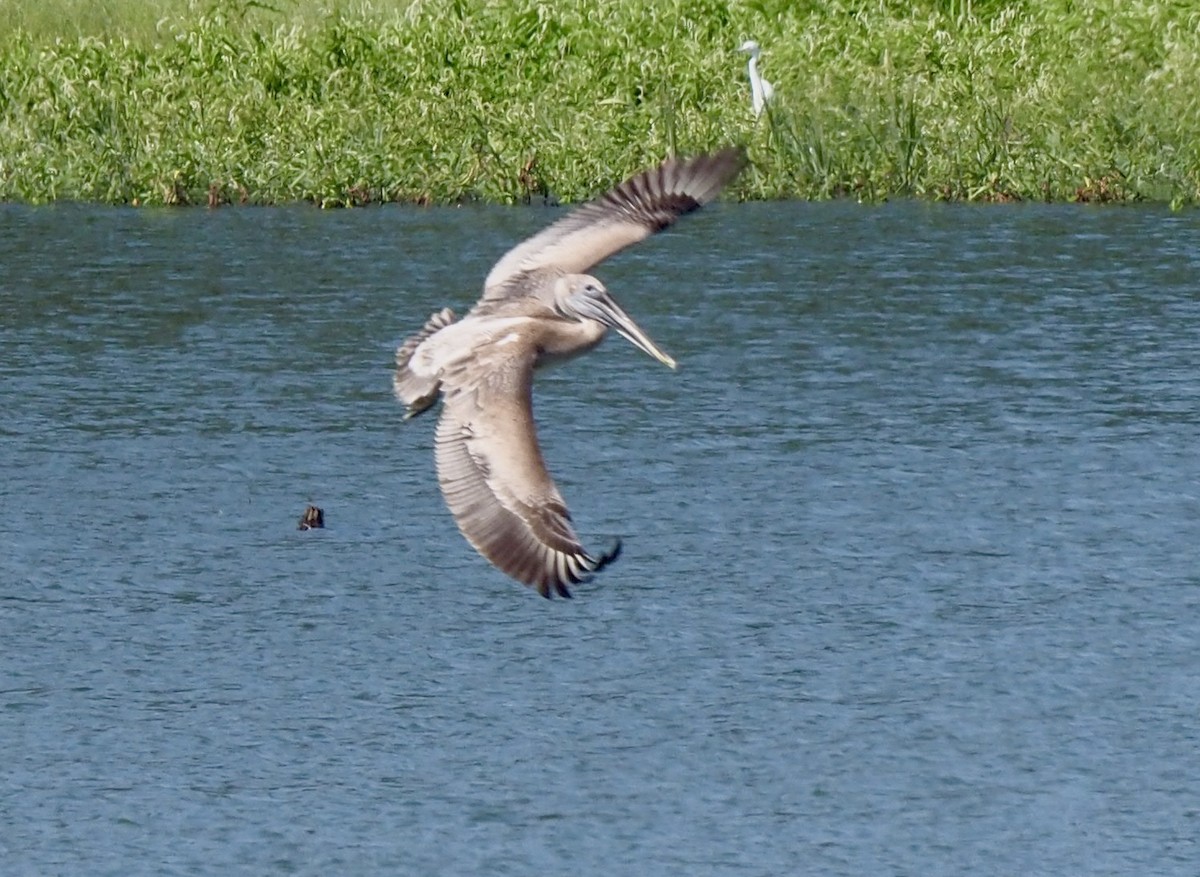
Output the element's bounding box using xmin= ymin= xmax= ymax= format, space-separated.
xmin=2 ymin=199 xmax=1199 ymax=875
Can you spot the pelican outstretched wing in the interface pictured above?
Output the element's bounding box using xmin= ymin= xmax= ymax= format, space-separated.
xmin=433 ymin=336 xmax=618 ymax=598
xmin=481 ymin=148 xmax=746 ymax=301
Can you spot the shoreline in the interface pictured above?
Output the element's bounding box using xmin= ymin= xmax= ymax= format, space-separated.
xmin=2 ymin=1 xmax=1197 ymax=208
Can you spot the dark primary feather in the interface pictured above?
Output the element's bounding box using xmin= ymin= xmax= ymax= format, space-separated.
xmin=433 ymin=347 xmax=617 ymax=598
xmin=480 ymin=147 xmax=746 ymax=301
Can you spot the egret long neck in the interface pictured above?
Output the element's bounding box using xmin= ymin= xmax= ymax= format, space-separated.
xmin=748 ymin=57 xmax=765 ymax=113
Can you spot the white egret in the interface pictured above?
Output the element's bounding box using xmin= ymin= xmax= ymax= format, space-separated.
xmin=738 ymin=40 xmax=774 ymax=117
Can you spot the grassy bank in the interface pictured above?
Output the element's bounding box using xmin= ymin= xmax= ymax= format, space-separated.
xmin=2 ymin=0 xmax=1199 ymax=206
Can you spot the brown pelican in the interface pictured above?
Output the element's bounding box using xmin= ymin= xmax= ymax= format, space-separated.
xmin=393 ymin=148 xmax=745 ymax=598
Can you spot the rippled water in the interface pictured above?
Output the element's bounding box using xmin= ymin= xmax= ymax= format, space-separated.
xmin=3 ymin=200 xmax=1199 ymax=875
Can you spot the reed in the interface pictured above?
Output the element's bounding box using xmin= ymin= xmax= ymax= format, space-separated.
xmin=2 ymin=0 xmax=1198 ymax=206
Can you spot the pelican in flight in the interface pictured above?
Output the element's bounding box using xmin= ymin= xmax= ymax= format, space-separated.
xmin=394 ymin=148 xmax=745 ymax=598
xmin=738 ymin=40 xmax=774 ymax=117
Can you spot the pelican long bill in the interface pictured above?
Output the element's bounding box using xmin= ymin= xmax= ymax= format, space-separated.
xmin=572 ymin=289 xmax=677 ymax=369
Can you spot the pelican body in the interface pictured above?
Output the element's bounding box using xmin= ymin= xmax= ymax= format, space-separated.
xmin=739 ymin=40 xmax=774 ymax=117
xmin=394 ymin=148 xmax=745 ymax=598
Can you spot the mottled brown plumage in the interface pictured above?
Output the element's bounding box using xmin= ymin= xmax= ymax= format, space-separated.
xmin=394 ymin=148 xmax=744 ymax=597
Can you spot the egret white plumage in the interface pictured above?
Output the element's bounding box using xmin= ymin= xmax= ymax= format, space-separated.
xmin=738 ymin=40 xmax=774 ymax=117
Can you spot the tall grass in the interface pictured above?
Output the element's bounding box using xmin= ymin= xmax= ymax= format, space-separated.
xmin=1 ymin=0 xmax=1198 ymax=205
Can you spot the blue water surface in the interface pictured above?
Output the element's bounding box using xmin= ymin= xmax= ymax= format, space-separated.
xmin=2 ymin=200 xmax=1199 ymax=875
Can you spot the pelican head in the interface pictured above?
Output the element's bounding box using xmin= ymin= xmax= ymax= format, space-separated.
xmin=555 ymin=275 xmax=676 ymax=369
xmin=738 ymin=39 xmax=761 ymax=58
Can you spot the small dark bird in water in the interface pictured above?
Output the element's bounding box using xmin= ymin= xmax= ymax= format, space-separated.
xmin=299 ymin=505 xmax=325 ymax=530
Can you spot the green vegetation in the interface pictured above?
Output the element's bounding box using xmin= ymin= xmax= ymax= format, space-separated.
xmin=2 ymin=0 xmax=1198 ymax=206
